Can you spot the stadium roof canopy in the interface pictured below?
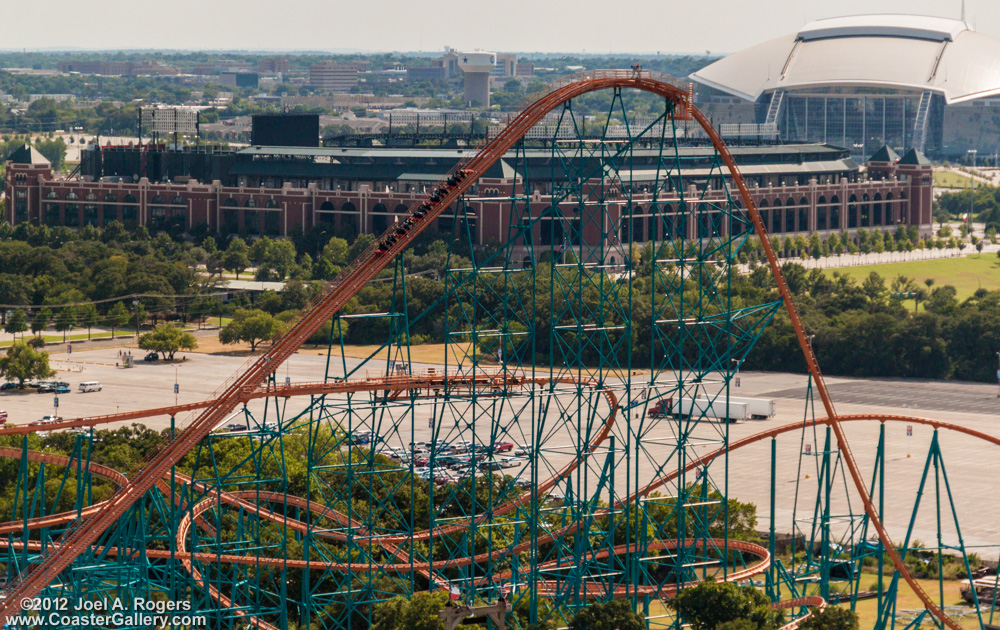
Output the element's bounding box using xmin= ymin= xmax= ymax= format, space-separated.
xmin=690 ymin=14 xmax=1000 ymax=105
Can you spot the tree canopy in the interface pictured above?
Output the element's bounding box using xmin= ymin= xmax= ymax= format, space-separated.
xmin=219 ymin=309 xmax=285 ymax=352
xmin=0 ymin=340 xmax=56 ymax=388
xmin=798 ymin=607 xmax=859 ymax=630
xmin=668 ymin=580 xmax=783 ymax=630
xmin=370 ymin=591 xmax=448 ymax=630
xmin=568 ymin=599 xmax=645 ymax=630
xmin=138 ymin=324 xmax=198 ymax=360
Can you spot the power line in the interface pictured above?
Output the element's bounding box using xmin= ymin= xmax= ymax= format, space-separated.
xmin=0 ymin=290 xmax=236 ymax=311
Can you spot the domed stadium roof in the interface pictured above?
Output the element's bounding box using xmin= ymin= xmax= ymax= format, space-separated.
xmin=690 ymin=14 xmax=1000 ymax=105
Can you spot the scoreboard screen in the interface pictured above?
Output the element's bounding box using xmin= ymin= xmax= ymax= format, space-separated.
xmin=252 ymin=114 xmax=319 ymax=148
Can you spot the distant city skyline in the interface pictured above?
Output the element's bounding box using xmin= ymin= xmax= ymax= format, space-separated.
xmin=5 ymin=0 xmax=996 ymax=56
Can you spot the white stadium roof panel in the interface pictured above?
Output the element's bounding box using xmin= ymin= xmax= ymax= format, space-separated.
xmin=691 ymin=14 xmax=1000 ymax=105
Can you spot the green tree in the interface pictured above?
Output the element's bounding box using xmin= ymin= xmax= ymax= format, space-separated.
xmin=668 ymin=580 xmax=783 ymax=630
xmin=568 ymin=600 xmax=644 ymax=630
xmin=798 ymin=607 xmax=859 ymax=630
xmin=35 ymin=137 xmax=67 ymax=170
xmin=31 ymin=307 xmax=52 ymax=336
xmin=54 ymin=306 xmax=77 ymax=342
xmin=223 ymin=237 xmax=250 ymax=279
xmin=138 ymin=324 xmax=198 ymax=360
xmin=206 ymin=254 xmax=224 ymax=277
xmin=826 ymin=232 xmax=843 ymax=255
xmin=202 ymin=235 xmax=218 ymax=255
xmin=5 ymin=308 xmax=27 ymax=340
xmin=321 ymin=236 xmax=350 ymax=266
xmin=861 ymin=272 xmax=888 ymax=308
xmin=370 ymin=591 xmax=447 ymax=630
xmin=0 ymin=340 xmax=56 ymax=388
xmin=219 ymin=308 xmax=285 ymax=352
xmin=78 ymin=303 xmax=99 ymax=340
xmin=105 ymin=301 xmax=131 ymax=339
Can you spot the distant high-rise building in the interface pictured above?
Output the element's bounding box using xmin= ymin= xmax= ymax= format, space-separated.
xmin=406 ymin=66 xmax=447 ymax=82
xmin=493 ymin=54 xmax=518 ymax=78
xmin=258 ymin=57 xmax=290 ymax=75
xmin=219 ymin=72 xmax=260 ymax=89
xmin=309 ymin=62 xmax=359 ymax=92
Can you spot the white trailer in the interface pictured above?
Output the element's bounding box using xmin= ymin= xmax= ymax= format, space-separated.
xmin=673 ymin=398 xmax=749 ymax=423
xmin=726 ymin=396 xmax=777 ymax=420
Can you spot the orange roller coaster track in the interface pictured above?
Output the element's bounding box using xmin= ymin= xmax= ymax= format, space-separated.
xmin=0 ymin=70 xmax=967 ymax=630
xmin=6 ymin=409 xmax=994 ymax=630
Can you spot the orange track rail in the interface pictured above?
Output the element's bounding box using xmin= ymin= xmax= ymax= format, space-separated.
xmin=0 ymin=371 xmax=523 ymax=436
xmin=0 ymin=71 xmax=967 ymax=630
xmin=3 ymin=412 xmax=995 ymax=627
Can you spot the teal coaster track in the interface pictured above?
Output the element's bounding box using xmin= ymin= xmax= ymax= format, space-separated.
xmin=0 ymin=70 xmax=997 ymax=630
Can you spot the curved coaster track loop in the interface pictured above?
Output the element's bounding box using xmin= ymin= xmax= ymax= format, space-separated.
xmin=0 ymin=71 xmax=995 ymax=630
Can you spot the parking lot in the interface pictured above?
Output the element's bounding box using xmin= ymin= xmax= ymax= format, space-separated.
xmin=1 ymin=344 xmax=998 ymax=556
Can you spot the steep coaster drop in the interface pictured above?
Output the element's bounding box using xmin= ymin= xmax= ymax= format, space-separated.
xmin=1 ymin=71 xmax=993 ymax=630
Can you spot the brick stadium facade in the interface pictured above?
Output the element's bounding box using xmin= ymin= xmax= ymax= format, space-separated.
xmin=4 ymin=144 xmax=932 ymax=246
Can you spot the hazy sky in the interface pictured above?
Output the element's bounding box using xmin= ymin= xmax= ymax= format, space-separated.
xmin=5 ymin=0 xmax=998 ymax=55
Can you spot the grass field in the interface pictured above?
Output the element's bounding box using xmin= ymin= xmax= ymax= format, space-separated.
xmin=296 ymin=342 xmax=481 ymax=367
xmin=934 ymin=170 xmax=976 ymax=189
xmin=645 ymin=575 xmax=982 ymax=629
xmin=823 ymin=254 xmax=1000 ymax=301
xmin=853 ymin=576 xmax=982 ymax=629
xmin=0 ymin=331 xmax=120 ymax=348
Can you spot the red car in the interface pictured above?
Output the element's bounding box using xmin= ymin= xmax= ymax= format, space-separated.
xmin=495 ymin=442 xmax=514 ymax=452
xmin=0 ymin=410 xmax=7 ymax=424
xmin=414 ymin=457 xmax=430 ymax=467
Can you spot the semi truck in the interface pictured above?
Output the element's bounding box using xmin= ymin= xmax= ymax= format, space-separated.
xmin=726 ymin=396 xmax=777 ymax=419
xmin=647 ymin=397 xmax=750 ymax=422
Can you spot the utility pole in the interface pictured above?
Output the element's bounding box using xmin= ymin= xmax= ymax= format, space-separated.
xmin=132 ymin=299 xmax=140 ymax=345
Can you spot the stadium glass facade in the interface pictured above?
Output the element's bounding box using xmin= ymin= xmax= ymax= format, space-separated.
xmin=778 ymin=90 xmax=939 ymax=156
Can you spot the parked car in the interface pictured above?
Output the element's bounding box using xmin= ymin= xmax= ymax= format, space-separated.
xmin=54 ymin=386 xmax=71 ymax=394
xmin=495 ymin=442 xmax=514 ymax=452
xmin=0 ymin=382 xmax=17 ymax=391
xmin=144 ymin=352 xmax=160 ymax=362
xmin=225 ymin=423 xmax=247 ymax=432
xmin=0 ymin=410 xmax=7 ymax=424
xmin=78 ymin=381 xmax=102 ymax=393
xmin=514 ymin=444 xmax=532 ymax=456
xmin=33 ymin=415 xmax=61 ymax=438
